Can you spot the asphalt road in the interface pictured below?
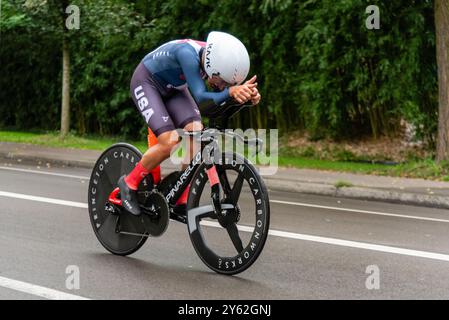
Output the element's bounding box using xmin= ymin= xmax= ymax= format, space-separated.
xmin=1 ymin=162 xmax=449 ymax=299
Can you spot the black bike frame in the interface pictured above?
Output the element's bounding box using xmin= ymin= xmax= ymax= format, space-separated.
xmin=162 ymin=132 xmax=218 ymax=206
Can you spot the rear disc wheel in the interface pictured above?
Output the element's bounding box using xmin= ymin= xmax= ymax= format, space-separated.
xmin=88 ymin=143 xmax=151 ymax=256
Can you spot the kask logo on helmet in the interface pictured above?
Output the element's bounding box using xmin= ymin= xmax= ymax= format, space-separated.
xmin=205 ymin=43 xmax=213 ymax=70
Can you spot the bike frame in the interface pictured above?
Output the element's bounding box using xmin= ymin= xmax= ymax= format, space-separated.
xmin=163 ymin=131 xmax=221 ymax=208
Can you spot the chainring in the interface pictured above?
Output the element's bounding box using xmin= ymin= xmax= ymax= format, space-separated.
xmin=141 ymin=191 xmax=170 ymax=237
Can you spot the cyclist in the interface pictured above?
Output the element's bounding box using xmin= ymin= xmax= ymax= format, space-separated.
xmin=118 ymin=31 xmax=261 ymax=215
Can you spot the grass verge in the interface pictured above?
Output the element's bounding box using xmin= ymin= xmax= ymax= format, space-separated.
xmin=0 ymin=130 xmax=148 ymax=153
xmin=2 ymin=130 xmax=449 ymax=180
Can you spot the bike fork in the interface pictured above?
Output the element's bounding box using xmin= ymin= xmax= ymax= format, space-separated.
xmin=206 ymin=164 xmax=221 ymax=215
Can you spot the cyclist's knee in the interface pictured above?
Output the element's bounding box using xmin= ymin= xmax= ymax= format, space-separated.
xmin=183 ymin=121 xmax=203 ymax=132
xmin=155 ymin=130 xmax=180 ymax=157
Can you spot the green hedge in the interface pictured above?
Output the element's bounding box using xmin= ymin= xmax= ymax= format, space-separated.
xmin=0 ymin=0 xmax=438 ymax=143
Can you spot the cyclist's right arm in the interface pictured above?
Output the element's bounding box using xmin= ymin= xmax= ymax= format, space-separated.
xmin=176 ymin=47 xmax=230 ymax=105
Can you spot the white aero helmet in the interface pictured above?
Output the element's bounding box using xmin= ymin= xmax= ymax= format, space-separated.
xmin=204 ymin=31 xmax=250 ymax=85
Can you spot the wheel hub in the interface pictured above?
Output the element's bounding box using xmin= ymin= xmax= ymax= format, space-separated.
xmin=217 ymin=203 xmax=240 ymax=228
xmin=104 ymin=202 xmax=120 ymax=215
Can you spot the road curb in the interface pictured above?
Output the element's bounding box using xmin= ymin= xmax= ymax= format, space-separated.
xmin=0 ymin=152 xmax=96 ymax=169
xmin=1 ymin=150 xmax=449 ymax=210
xmin=264 ymin=178 xmax=449 ymax=210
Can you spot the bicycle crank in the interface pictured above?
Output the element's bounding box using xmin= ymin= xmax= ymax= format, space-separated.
xmin=140 ymin=191 xmax=169 ymax=237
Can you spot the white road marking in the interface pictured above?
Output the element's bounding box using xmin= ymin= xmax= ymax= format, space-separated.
xmin=2 ymin=190 xmax=449 ymax=263
xmin=0 ymin=191 xmax=88 ymax=208
xmin=0 ymin=166 xmax=88 ymax=180
xmin=0 ymin=276 xmax=89 ymax=300
xmin=270 ymin=199 xmax=449 ymax=223
xmin=200 ymin=220 xmax=449 ymax=262
xmin=1 ymin=165 xmax=447 ymax=223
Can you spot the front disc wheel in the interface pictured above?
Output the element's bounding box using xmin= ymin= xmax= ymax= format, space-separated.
xmin=187 ymin=152 xmax=270 ymax=275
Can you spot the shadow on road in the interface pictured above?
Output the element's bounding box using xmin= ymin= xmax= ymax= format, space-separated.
xmin=86 ymin=252 xmax=272 ymax=296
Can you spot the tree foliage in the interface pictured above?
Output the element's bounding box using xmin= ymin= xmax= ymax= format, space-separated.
xmin=0 ymin=0 xmax=438 ymax=144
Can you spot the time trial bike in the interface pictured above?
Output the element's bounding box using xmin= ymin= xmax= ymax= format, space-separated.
xmin=87 ymin=99 xmax=270 ymax=275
